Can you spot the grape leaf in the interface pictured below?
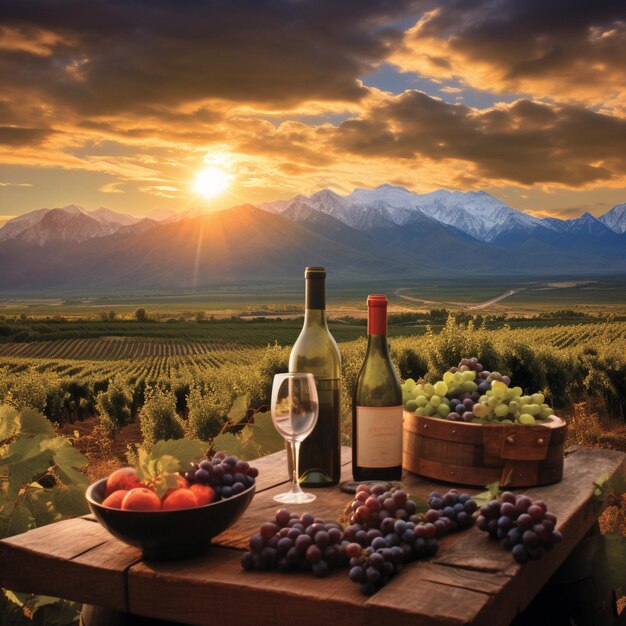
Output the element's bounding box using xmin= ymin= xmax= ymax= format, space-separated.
xmin=19 ymin=408 xmax=56 ymax=438
xmin=6 ymin=452 xmax=53 ymax=497
xmin=473 ymin=481 xmax=503 ymax=505
xmin=3 ymin=589 xmax=28 ymax=608
xmin=248 ymin=412 xmax=283 ymax=458
xmin=26 ymin=486 xmax=59 ymax=527
xmin=0 ymin=404 xmax=20 ymax=441
xmin=24 ymin=594 xmax=60 ymax=611
xmin=213 ymin=432 xmax=245 ymax=459
xmin=135 ymin=447 xmax=151 ymax=481
xmin=33 ymin=598 xmax=81 ymax=624
xmin=149 ymin=439 xmax=206 ymax=468
xmin=0 ymin=434 xmax=49 ymax=466
xmin=227 ymin=395 xmax=250 ymax=425
xmin=152 ymin=473 xmax=181 ymax=499
xmin=50 ymin=485 xmax=89 ymax=518
xmin=0 ymin=497 xmax=36 ymax=537
xmin=593 ymin=473 xmax=626 ymax=502
xmin=53 ymin=444 xmax=88 ymax=486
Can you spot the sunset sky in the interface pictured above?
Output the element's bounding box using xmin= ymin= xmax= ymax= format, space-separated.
xmin=1 ymin=0 xmax=625 ymax=226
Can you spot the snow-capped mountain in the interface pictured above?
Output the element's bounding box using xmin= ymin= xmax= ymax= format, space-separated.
xmin=408 ymin=190 xmax=548 ymax=242
xmin=0 ymin=205 xmax=86 ymax=242
xmin=543 ymin=212 xmax=615 ymax=237
xmin=261 ymin=185 xmax=550 ymax=241
xmin=599 ymin=204 xmax=626 ymax=234
xmin=13 ymin=208 xmax=121 ymax=245
xmin=90 ymin=206 xmax=142 ymax=227
xmin=0 ymin=204 xmax=168 ymax=245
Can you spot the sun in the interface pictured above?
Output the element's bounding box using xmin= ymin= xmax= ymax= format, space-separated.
xmin=193 ymin=166 xmax=231 ymax=199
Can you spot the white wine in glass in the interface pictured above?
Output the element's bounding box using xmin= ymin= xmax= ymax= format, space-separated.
xmin=271 ymin=373 xmax=319 ymax=504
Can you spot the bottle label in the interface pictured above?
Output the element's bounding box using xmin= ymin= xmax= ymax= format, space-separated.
xmin=356 ymin=406 xmax=403 ymax=468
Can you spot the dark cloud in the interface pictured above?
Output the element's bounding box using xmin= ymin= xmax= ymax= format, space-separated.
xmin=0 ymin=126 xmax=54 ymax=145
xmin=398 ymin=0 xmax=626 ymax=103
xmin=0 ymin=0 xmax=415 ymax=116
xmin=334 ymin=93 xmax=626 ymax=185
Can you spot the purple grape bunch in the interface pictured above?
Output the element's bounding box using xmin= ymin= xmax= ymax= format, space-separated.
xmin=184 ymin=451 xmax=258 ymax=499
xmin=476 ymin=491 xmax=562 ymax=563
xmin=427 ymin=489 xmax=478 ymax=531
xmin=241 ymin=509 xmax=349 ymax=577
xmin=241 ymin=486 xmax=477 ymax=596
xmin=343 ymin=485 xmax=473 ymax=594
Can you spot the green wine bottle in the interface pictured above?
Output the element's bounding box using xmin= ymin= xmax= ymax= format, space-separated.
xmin=288 ymin=267 xmax=341 ymax=487
xmin=352 ymin=294 xmax=403 ymax=481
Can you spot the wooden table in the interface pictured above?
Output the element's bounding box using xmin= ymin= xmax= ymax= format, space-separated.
xmin=1 ymin=446 xmax=624 ymax=626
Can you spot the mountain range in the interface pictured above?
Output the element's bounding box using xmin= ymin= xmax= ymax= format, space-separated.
xmin=0 ymin=186 xmax=624 ymax=290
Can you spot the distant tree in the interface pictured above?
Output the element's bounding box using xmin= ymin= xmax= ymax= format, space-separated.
xmin=195 ymin=311 xmax=206 ymax=322
xmin=108 ymin=310 xmax=116 ymax=321
xmin=19 ymin=313 xmax=28 ymax=321
xmin=135 ymin=307 xmax=148 ymax=322
xmin=99 ymin=311 xmax=108 ymax=321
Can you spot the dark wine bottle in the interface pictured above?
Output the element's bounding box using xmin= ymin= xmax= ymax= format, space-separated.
xmin=352 ymin=294 xmax=403 ymax=481
xmin=288 ymin=267 xmax=341 ymax=487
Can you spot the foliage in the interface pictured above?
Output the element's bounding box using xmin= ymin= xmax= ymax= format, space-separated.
xmin=134 ymin=438 xmax=207 ymax=498
xmin=185 ymin=381 xmax=234 ymax=441
xmin=95 ymin=376 xmax=132 ymax=435
xmin=212 ymin=400 xmax=283 ymax=461
xmin=139 ymin=386 xmax=184 ymax=450
xmin=0 ymin=320 xmax=624 ymax=434
xmin=134 ymin=307 xmax=148 ymax=322
xmin=0 ymin=404 xmax=88 ymax=624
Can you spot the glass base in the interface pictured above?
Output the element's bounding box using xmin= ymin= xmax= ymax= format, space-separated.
xmin=273 ymin=490 xmax=316 ymax=504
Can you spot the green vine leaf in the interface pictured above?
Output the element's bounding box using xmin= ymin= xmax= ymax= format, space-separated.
xmin=213 ymin=432 xmax=245 ymax=459
xmin=227 ymin=394 xmax=250 ymax=426
xmin=149 ymin=439 xmax=207 ymax=468
xmin=53 ymin=443 xmax=89 ymax=486
xmin=18 ymin=408 xmax=56 ymax=438
xmin=0 ymin=405 xmax=20 ymax=441
xmin=473 ymin=480 xmax=504 ymax=506
xmin=247 ymin=412 xmax=283 ymax=457
xmin=594 ymin=473 xmax=626 ymax=504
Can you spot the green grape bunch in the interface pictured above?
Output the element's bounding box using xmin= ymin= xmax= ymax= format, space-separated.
xmin=402 ymin=358 xmax=556 ymax=425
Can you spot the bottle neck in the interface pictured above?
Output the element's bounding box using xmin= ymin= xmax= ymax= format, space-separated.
xmin=304 ymin=308 xmax=328 ymax=327
xmin=367 ymin=304 xmax=387 ymax=335
xmin=305 ymin=277 xmax=325 ymax=310
xmin=366 ymin=334 xmax=390 ymax=358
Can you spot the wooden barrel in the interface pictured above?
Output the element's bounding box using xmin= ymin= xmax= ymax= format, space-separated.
xmin=403 ymin=411 xmax=567 ymax=487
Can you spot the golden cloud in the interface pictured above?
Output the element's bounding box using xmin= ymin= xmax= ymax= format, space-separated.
xmin=392 ymin=3 xmax=626 ymax=110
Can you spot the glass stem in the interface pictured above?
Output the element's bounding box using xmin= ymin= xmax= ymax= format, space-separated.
xmin=291 ymin=440 xmax=303 ymax=494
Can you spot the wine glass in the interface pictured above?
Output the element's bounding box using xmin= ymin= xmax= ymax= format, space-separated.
xmin=271 ymin=373 xmax=319 ymax=504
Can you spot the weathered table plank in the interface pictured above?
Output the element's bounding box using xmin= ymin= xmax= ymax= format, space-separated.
xmin=0 ymin=445 xmax=623 ymax=626
xmin=0 ymin=518 xmax=139 ymax=611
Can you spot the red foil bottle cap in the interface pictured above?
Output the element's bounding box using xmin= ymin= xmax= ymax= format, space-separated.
xmin=367 ymin=294 xmax=388 ymax=335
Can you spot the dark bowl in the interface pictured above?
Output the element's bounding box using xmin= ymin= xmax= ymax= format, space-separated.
xmin=86 ymin=478 xmax=255 ymax=560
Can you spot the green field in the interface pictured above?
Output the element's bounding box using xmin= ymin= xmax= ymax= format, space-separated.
xmin=1 ymin=275 xmax=625 ymax=319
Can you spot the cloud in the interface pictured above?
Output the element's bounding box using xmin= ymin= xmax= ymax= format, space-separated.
xmin=332 ymin=93 xmax=626 ymax=186
xmin=139 ymin=184 xmax=179 ymax=198
xmin=1 ymin=0 xmax=624 ymax=216
xmin=0 ymin=0 xmax=414 ymax=115
xmin=393 ymin=1 xmax=626 ymax=109
xmin=0 ymin=181 xmax=33 ymax=187
xmin=0 ymin=126 xmax=55 ymax=146
xmin=0 ymin=25 xmax=71 ymax=56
